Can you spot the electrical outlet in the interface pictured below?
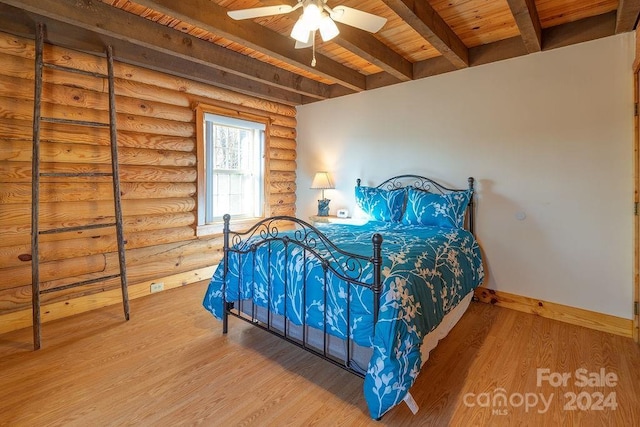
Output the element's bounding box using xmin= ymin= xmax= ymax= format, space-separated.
xmin=150 ymin=282 xmax=164 ymax=293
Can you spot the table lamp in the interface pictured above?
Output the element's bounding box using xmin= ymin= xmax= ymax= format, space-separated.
xmin=310 ymin=171 xmax=334 ymax=216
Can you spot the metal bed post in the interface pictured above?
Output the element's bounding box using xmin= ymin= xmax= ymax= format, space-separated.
xmin=222 ymin=214 xmax=230 ymax=334
xmin=467 ymin=177 xmax=475 ymax=235
xmin=371 ymin=233 xmax=383 ymax=326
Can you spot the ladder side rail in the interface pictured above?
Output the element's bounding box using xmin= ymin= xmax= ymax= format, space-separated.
xmin=31 ymin=22 xmax=45 ymax=351
xmin=106 ymin=45 xmax=130 ymax=321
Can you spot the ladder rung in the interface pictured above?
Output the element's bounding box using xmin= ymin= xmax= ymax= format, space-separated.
xmin=39 ymin=223 xmax=116 ymax=235
xmin=40 ymin=274 xmax=122 ymax=294
xmin=40 ymin=172 xmax=113 ymax=178
xmin=43 ymin=62 xmax=108 ymax=79
xmin=41 ymin=117 xmax=109 ymax=128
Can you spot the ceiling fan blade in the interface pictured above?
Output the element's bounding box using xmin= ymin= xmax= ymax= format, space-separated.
xmin=329 ymin=6 xmax=387 ymax=33
xmin=228 ymin=5 xmax=294 ymax=20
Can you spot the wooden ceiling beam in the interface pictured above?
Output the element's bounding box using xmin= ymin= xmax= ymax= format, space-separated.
xmin=132 ymin=0 xmax=365 ymax=92
xmin=365 ymin=72 xmax=403 ymax=91
xmin=381 ymin=0 xmax=469 ymax=69
xmin=506 ymin=0 xmax=542 ymax=52
xmin=470 ymin=12 xmax=616 ymax=66
xmin=319 ymin=9 xmax=619 ymax=98
xmin=468 ymin=12 xmax=617 ymax=65
xmin=0 ymin=5 xmax=306 ymax=105
xmin=0 ymin=0 xmax=331 ymax=101
xmin=615 ymin=0 xmax=640 ymax=33
xmin=113 ymin=39 xmax=306 ymax=106
xmin=543 ymin=11 xmax=616 ymax=51
xmin=330 ymin=24 xmax=412 ymax=82
xmin=470 ymin=36 xmax=528 ymax=67
xmin=413 ymin=56 xmax=459 ymax=81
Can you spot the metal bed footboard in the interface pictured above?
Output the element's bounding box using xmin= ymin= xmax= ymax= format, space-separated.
xmin=221 ymin=214 xmax=383 ymax=377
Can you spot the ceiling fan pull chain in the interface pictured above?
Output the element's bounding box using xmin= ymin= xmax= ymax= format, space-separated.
xmin=311 ymin=31 xmax=317 ymax=67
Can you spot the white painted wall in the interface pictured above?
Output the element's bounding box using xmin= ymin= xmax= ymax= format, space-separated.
xmin=296 ymin=33 xmax=635 ymax=319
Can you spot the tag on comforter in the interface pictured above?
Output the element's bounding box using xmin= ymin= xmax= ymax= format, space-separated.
xmin=403 ymin=392 xmax=419 ymax=414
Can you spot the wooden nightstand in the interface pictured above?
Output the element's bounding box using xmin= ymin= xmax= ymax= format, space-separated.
xmin=308 ymin=215 xmax=367 ymax=226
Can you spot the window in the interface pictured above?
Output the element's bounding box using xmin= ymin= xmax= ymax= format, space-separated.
xmin=204 ymin=113 xmax=264 ymax=221
xmin=196 ymin=105 xmax=267 ymax=236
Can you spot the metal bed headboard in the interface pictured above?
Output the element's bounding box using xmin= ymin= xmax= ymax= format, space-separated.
xmin=357 ymin=174 xmax=476 ymax=235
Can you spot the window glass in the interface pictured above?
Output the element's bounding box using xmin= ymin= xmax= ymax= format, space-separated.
xmin=203 ymin=113 xmax=265 ymax=224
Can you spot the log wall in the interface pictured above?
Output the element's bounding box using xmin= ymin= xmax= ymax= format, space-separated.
xmin=0 ymin=31 xmax=297 ymax=334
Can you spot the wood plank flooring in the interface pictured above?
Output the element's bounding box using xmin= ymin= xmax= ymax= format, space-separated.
xmin=0 ymin=281 xmax=638 ymax=426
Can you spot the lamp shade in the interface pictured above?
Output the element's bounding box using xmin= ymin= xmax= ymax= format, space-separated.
xmin=291 ymin=18 xmax=312 ymax=43
xmin=319 ymin=14 xmax=339 ymax=42
xmin=310 ymin=171 xmax=334 ymax=190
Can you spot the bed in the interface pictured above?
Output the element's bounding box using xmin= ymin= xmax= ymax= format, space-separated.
xmin=202 ymin=174 xmax=484 ymax=419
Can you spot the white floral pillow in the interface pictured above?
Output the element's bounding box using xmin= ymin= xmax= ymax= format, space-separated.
xmin=354 ymin=186 xmax=406 ymax=222
xmin=401 ymin=187 xmax=471 ymax=228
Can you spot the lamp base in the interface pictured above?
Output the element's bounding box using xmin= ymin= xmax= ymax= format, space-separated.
xmin=317 ymin=199 xmax=330 ymax=216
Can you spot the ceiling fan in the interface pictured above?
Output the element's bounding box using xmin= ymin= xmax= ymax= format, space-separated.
xmin=227 ymin=1 xmax=387 ymax=65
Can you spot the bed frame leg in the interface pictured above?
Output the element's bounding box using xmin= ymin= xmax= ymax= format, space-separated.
xmin=222 ymin=302 xmax=234 ymax=334
xmin=222 ymin=302 xmax=229 ymax=334
xmin=222 ymin=308 xmax=228 ymax=334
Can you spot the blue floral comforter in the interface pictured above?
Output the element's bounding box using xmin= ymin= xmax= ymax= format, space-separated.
xmin=202 ymin=221 xmax=484 ymax=418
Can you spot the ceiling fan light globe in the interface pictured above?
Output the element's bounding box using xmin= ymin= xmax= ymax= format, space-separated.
xmin=319 ymin=15 xmax=339 ymax=42
xmin=291 ymin=18 xmax=312 ymax=43
xmin=303 ymin=3 xmax=322 ymax=28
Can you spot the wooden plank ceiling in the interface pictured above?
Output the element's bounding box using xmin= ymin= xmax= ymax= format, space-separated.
xmin=0 ymin=0 xmax=637 ymax=106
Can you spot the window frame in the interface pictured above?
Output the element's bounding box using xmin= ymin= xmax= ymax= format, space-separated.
xmin=195 ymin=103 xmax=270 ymax=236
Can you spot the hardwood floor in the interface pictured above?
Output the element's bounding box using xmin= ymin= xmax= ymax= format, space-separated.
xmin=1 ymin=281 xmax=638 ymax=426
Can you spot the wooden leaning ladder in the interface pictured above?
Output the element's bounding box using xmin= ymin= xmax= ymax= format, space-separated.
xmin=30 ymin=23 xmax=130 ymax=350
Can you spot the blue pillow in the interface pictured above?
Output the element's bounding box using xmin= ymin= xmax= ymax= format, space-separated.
xmin=355 ymin=186 xmax=406 ymax=222
xmin=402 ymin=187 xmax=471 ymax=228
